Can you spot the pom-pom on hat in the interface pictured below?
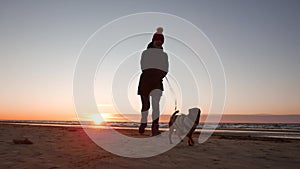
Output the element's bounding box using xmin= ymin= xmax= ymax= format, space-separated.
xmin=152 ymin=27 xmax=164 ymax=44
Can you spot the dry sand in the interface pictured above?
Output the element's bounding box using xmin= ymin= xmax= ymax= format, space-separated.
xmin=0 ymin=124 xmax=300 ymax=169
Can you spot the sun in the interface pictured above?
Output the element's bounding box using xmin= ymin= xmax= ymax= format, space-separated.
xmin=91 ymin=114 xmax=103 ymax=125
xmin=91 ymin=113 xmax=113 ymax=125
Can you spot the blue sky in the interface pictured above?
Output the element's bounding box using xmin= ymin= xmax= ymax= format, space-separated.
xmin=0 ymin=0 xmax=299 ymax=120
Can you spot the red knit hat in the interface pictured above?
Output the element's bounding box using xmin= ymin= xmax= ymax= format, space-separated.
xmin=152 ymin=27 xmax=164 ymax=44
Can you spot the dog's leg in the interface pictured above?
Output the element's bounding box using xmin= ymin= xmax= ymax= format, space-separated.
xmin=174 ymin=124 xmax=183 ymax=142
xmin=169 ymin=126 xmax=174 ymax=144
xmin=188 ymin=136 xmax=194 ymax=146
xmin=187 ymin=130 xmax=195 ymax=146
xmin=176 ymin=132 xmax=182 ymax=142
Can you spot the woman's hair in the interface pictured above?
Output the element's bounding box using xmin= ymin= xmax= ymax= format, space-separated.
xmin=147 ymin=42 xmax=163 ymax=49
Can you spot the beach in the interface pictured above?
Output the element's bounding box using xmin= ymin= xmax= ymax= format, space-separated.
xmin=1 ymin=124 xmax=300 ymax=169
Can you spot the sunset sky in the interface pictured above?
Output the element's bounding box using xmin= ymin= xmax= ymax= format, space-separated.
xmin=0 ymin=0 xmax=299 ymax=121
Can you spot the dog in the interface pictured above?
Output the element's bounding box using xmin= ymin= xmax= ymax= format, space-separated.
xmin=168 ymin=108 xmax=201 ymax=146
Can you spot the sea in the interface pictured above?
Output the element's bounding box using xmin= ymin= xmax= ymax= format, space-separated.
xmin=1 ymin=120 xmax=300 ymax=140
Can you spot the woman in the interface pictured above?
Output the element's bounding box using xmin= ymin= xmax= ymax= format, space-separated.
xmin=137 ymin=27 xmax=169 ymax=136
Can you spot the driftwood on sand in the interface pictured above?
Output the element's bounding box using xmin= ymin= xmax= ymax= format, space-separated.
xmin=13 ymin=138 xmax=33 ymax=144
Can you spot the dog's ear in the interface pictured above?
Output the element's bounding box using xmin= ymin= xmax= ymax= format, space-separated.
xmin=188 ymin=108 xmax=200 ymax=114
xmin=188 ymin=108 xmax=201 ymax=122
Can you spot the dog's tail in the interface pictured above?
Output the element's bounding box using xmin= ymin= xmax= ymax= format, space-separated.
xmin=169 ymin=110 xmax=180 ymax=127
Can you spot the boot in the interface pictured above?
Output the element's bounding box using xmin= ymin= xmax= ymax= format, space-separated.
xmin=138 ymin=123 xmax=147 ymax=134
xmin=151 ymin=119 xmax=161 ymax=136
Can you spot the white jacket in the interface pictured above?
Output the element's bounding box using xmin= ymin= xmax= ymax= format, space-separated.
xmin=140 ymin=48 xmax=169 ymax=72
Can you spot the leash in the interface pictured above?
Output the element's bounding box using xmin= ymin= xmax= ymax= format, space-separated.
xmin=165 ymin=76 xmax=178 ymax=111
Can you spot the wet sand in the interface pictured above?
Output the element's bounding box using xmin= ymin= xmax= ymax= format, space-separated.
xmin=0 ymin=124 xmax=300 ymax=169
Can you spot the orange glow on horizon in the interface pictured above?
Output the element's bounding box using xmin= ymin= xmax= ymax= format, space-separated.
xmin=1 ymin=109 xmax=300 ymax=123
